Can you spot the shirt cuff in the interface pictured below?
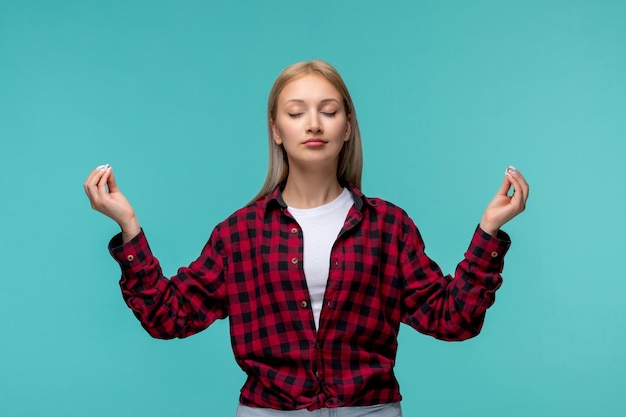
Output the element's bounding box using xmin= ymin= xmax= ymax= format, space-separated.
xmin=464 ymin=225 xmax=511 ymax=272
xmin=108 ymin=229 xmax=154 ymax=272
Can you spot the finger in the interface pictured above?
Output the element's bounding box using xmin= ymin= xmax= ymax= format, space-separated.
xmin=84 ymin=166 xmax=105 ymax=188
xmin=497 ymin=171 xmax=513 ymax=196
xmin=512 ymin=169 xmax=530 ymax=202
xmin=85 ymin=164 xmax=110 ymax=186
xmin=507 ymin=171 xmax=527 ymax=210
xmin=86 ymin=165 xmax=112 ymax=206
xmin=107 ymin=168 xmax=121 ymax=194
xmin=84 ymin=166 xmax=108 ymax=200
xmin=95 ymin=166 xmax=113 ymax=199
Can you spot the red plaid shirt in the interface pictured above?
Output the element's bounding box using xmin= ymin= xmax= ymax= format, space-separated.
xmin=110 ymin=184 xmax=510 ymax=411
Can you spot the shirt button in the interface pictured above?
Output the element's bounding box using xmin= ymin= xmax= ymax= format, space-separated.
xmin=127 ymin=254 xmax=135 ymax=262
xmin=291 ymin=257 xmax=298 ymax=265
xmin=300 ymin=300 xmax=308 ymax=308
xmin=491 ymin=251 xmax=499 ymax=258
xmin=290 ymin=227 xmax=298 ymax=234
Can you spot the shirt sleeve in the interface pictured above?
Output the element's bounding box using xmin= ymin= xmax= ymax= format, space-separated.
xmin=109 ymin=228 xmax=228 ymax=339
xmin=400 ymin=223 xmax=510 ymax=341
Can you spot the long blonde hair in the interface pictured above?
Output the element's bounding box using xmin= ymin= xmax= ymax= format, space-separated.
xmin=250 ymin=60 xmax=363 ymax=203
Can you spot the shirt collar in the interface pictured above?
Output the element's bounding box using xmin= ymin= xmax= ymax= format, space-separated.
xmin=260 ymin=182 xmax=372 ymax=215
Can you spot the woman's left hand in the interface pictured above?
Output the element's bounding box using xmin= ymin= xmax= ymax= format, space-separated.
xmin=479 ymin=166 xmax=529 ymax=236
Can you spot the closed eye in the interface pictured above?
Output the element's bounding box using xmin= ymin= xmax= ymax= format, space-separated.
xmin=288 ymin=113 xmax=304 ymax=118
xmin=321 ymin=111 xmax=337 ymax=117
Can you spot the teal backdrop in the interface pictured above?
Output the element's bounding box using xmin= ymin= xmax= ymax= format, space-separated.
xmin=1 ymin=1 xmax=625 ymax=416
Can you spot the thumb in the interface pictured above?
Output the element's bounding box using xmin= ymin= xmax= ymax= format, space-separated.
xmin=496 ymin=173 xmax=512 ymax=196
xmin=107 ymin=168 xmax=121 ymax=193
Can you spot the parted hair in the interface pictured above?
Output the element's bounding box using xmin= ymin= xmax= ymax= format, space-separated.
xmin=250 ymin=60 xmax=363 ymax=203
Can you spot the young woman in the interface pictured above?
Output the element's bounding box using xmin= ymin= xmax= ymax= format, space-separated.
xmin=84 ymin=60 xmax=529 ymax=416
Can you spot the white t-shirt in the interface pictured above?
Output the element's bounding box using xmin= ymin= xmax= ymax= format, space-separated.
xmin=288 ymin=188 xmax=353 ymax=330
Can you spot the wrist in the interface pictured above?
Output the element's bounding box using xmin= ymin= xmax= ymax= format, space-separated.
xmin=479 ymin=220 xmax=499 ymax=237
xmin=119 ymin=217 xmax=141 ymax=243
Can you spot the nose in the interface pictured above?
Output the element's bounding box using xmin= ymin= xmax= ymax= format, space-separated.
xmin=306 ymin=113 xmax=323 ymax=134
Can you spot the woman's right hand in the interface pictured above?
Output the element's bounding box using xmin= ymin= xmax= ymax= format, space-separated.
xmin=84 ymin=165 xmax=141 ymax=243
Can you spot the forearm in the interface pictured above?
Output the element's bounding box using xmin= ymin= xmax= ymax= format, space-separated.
xmin=402 ymin=226 xmax=510 ymax=340
xmin=109 ymin=229 xmax=228 ymax=339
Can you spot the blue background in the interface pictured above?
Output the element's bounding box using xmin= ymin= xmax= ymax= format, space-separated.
xmin=1 ymin=1 xmax=625 ymax=415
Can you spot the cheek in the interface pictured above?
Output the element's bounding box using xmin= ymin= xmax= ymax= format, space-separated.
xmin=275 ymin=119 xmax=299 ymax=141
xmin=331 ymin=118 xmax=350 ymax=139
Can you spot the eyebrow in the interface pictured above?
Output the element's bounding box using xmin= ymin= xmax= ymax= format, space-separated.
xmin=284 ymin=98 xmax=341 ymax=105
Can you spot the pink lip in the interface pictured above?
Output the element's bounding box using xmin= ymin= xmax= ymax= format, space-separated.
xmin=303 ymin=138 xmax=327 ymax=147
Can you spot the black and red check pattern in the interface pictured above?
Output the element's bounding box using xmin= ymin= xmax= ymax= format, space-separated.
xmin=110 ymin=185 xmax=510 ymax=411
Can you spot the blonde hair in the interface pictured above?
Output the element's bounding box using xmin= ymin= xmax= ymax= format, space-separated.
xmin=250 ymin=60 xmax=363 ymax=203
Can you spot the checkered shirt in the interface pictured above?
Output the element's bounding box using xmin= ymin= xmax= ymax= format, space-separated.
xmin=110 ymin=184 xmax=510 ymax=411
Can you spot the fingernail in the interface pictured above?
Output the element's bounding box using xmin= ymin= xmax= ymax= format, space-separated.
xmin=507 ymin=166 xmax=517 ymax=174
xmin=96 ymin=164 xmax=106 ymax=170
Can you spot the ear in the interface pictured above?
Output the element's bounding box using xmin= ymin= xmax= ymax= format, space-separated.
xmin=343 ymin=113 xmax=351 ymax=142
xmin=271 ymin=119 xmax=282 ymax=145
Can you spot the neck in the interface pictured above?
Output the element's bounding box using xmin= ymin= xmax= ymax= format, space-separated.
xmin=282 ymin=167 xmax=343 ymax=209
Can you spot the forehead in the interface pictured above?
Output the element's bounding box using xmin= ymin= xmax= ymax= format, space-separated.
xmin=278 ymin=74 xmax=342 ymax=104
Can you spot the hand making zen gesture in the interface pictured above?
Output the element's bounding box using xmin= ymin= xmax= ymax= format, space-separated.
xmin=83 ymin=164 xmax=141 ymax=243
xmin=479 ymin=166 xmax=529 ymax=236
